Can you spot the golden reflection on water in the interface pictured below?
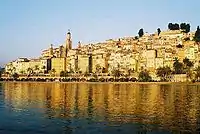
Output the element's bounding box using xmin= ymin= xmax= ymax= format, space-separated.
xmin=2 ymin=83 xmax=200 ymax=132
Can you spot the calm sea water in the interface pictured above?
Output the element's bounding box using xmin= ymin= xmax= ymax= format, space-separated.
xmin=0 ymin=82 xmax=200 ymax=134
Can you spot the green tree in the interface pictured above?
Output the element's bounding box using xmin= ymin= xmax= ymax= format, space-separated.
xmin=183 ymin=57 xmax=194 ymax=81
xmin=0 ymin=72 xmax=1 ymax=78
xmin=180 ymin=23 xmax=187 ymax=30
xmin=34 ymin=65 xmax=40 ymax=75
xmin=102 ymin=67 xmax=106 ymax=73
xmin=185 ymin=24 xmax=190 ymax=33
xmin=42 ymin=66 xmax=46 ymax=74
xmin=60 ymin=71 xmax=65 ymax=77
xmin=195 ymin=66 xmax=200 ymax=81
xmin=27 ymin=68 xmax=33 ymax=75
xmin=138 ymin=28 xmax=144 ymax=37
xmin=168 ymin=23 xmax=173 ymax=30
xmin=60 ymin=71 xmax=69 ymax=77
xmin=180 ymin=23 xmax=190 ymax=33
xmin=183 ymin=58 xmax=193 ymax=68
xmin=127 ymin=68 xmax=134 ymax=76
xmin=12 ymin=73 xmax=19 ymax=80
xmin=168 ymin=23 xmax=179 ymax=30
xmin=173 ymin=58 xmax=184 ymax=74
xmin=138 ymin=70 xmax=152 ymax=82
xmin=95 ymin=64 xmax=102 ymax=74
xmin=157 ymin=28 xmax=161 ymax=36
xmin=112 ymin=69 xmax=121 ymax=78
xmin=194 ymin=26 xmax=200 ymax=42
xmin=51 ymin=68 xmax=56 ymax=76
xmin=156 ymin=66 xmax=172 ymax=81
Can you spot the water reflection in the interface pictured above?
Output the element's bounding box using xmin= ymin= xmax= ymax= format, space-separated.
xmin=2 ymin=83 xmax=200 ymax=133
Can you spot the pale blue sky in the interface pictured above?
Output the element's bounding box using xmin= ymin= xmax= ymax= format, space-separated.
xmin=0 ymin=0 xmax=199 ymax=66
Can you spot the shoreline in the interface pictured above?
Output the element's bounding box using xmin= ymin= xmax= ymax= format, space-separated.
xmin=0 ymin=81 xmax=199 ymax=85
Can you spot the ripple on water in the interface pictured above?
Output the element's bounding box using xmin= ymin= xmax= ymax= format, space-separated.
xmin=0 ymin=83 xmax=200 ymax=133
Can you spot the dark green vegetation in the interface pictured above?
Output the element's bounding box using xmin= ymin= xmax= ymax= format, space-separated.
xmin=157 ymin=28 xmax=161 ymax=36
xmin=138 ymin=70 xmax=152 ymax=82
xmin=138 ymin=28 xmax=144 ymax=37
xmin=155 ymin=57 xmax=197 ymax=82
xmin=156 ymin=66 xmax=172 ymax=82
xmin=168 ymin=23 xmax=180 ymax=30
xmin=194 ymin=26 xmax=200 ymax=42
xmin=168 ymin=23 xmax=190 ymax=33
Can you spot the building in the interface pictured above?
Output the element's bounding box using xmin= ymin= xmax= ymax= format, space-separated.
xmin=51 ymin=57 xmax=67 ymax=76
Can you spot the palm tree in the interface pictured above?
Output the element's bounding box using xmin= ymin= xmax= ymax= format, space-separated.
xmin=183 ymin=57 xmax=194 ymax=81
xmin=173 ymin=58 xmax=184 ymax=74
xmin=12 ymin=73 xmax=19 ymax=80
xmin=41 ymin=66 xmax=46 ymax=74
xmin=34 ymin=65 xmax=40 ymax=75
xmin=156 ymin=66 xmax=172 ymax=81
xmin=138 ymin=69 xmax=152 ymax=82
xmin=51 ymin=68 xmax=56 ymax=77
xmin=195 ymin=66 xmax=200 ymax=81
xmin=95 ymin=64 xmax=102 ymax=75
xmin=127 ymin=68 xmax=134 ymax=77
xmin=60 ymin=71 xmax=65 ymax=77
xmin=27 ymin=68 xmax=33 ymax=75
xmin=12 ymin=67 xmax=16 ymax=74
xmin=112 ymin=68 xmax=121 ymax=79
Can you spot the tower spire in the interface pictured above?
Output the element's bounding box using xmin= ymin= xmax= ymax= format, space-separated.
xmin=67 ymin=29 xmax=70 ymax=34
xmin=65 ymin=29 xmax=72 ymax=56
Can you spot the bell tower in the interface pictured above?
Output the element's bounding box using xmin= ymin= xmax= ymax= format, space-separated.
xmin=65 ymin=29 xmax=72 ymax=56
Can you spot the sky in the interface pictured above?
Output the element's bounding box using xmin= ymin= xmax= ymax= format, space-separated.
xmin=0 ymin=0 xmax=200 ymax=66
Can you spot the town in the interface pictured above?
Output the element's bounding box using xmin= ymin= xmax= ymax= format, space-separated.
xmin=2 ymin=23 xmax=200 ymax=82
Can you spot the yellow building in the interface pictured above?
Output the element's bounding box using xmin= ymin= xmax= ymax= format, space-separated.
xmin=77 ymin=54 xmax=89 ymax=73
xmin=177 ymin=49 xmax=185 ymax=61
xmin=155 ymin=58 xmax=164 ymax=69
xmin=51 ymin=57 xmax=67 ymax=76
xmin=92 ymin=54 xmax=107 ymax=73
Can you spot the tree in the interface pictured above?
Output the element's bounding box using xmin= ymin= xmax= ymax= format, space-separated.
xmin=12 ymin=73 xmax=19 ymax=80
xmin=27 ymin=68 xmax=33 ymax=75
xmin=95 ymin=64 xmax=102 ymax=74
xmin=194 ymin=26 xmax=200 ymax=42
xmin=138 ymin=28 xmax=144 ymax=37
xmin=102 ymin=67 xmax=106 ymax=73
xmin=195 ymin=66 xmax=200 ymax=81
xmin=112 ymin=69 xmax=121 ymax=78
xmin=183 ymin=57 xmax=194 ymax=81
xmin=50 ymin=69 xmax=56 ymax=76
xmin=176 ymin=44 xmax=184 ymax=48
xmin=185 ymin=24 xmax=190 ymax=33
xmin=168 ymin=23 xmax=173 ymax=30
xmin=174 ymin=23 xmax=179 ymax=30
xmin=156 ymin=66 xmax=172 ymax=81
xmin=0 ymin=67 xmax=4 ymax=78
xmin=0 ymin=73 xmax=1 ymax=78
xmin=180 ymin=23 xmax=190 ymax=33
xmin=127 ymin=68 xmax=134 ymax=76
xmin=138 ymin=70 xmax=152 ymax=82
xmin=60 ymin=71 xmax=68 ymax=77
xmin=183 ymin=58 xmax=193 ymax=68
xmin=173 ymin=58 xmax=184 ymax=74
xmin=34 ymin=65 xmax=40 ymax=75
xmin=168 ymin=23 xmax=180 ymax=30
xmin=180 ymin=23 xmax=187 ymax=30
xmin=60 ymin=71 xmax=65 ymax=77
xmin=157 ymin=28 xmax=161 ymax=36
xmin=42 ymin=66 xmax=46 ymax=74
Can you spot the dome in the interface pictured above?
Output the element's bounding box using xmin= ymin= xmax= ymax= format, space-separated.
xmin=67 ymin=29 xmax=71 ymax=35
